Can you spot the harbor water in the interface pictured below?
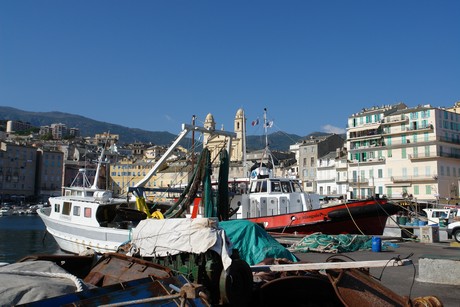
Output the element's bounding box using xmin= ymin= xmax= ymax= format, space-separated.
xmin=0 ymin=215 xmax=62 ymax=263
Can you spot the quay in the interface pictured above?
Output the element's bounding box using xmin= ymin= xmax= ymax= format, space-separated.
xmin=281 ymin=235 xmax=460 ymax=307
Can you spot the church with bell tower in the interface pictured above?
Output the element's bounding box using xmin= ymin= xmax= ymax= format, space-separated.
xmin=203 ymin=108 xmax=246 ymax=164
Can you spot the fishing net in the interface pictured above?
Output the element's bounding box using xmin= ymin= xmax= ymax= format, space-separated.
xmin=291 ymin=233 xmax=376 ymax=254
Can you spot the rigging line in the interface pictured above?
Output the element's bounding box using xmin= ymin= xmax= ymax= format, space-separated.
xmin=344 ymin=203 xmax=366 ymax=235
xmin=375 ymin=197 xmax=415 ymax=237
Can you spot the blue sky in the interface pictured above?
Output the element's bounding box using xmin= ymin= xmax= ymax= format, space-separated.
xmin=1 ymin=1 xmax=459 ymax=136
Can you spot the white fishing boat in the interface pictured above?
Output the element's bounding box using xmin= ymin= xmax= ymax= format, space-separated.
xmin=37 ymin=125 xmax=236 ymax=255
xmin=0 ymin=206 xmax=14 ymax=216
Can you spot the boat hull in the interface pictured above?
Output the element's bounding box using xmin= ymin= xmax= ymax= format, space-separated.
xmin=37 ymin=208 xmax=130 ymax=254
xmin=246 ymin=200 xmax=399 ymax=235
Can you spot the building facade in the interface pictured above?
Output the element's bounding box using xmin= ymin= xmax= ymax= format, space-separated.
xmin=0 ymin=142 xmax=37 ymax=201
xmin=347 ymin=102 xmax=460 ymax=203
xmin=36 ymin=149 xmax=64 ymax=199
xmin=291 ymin=134 xmax=345 ymax=193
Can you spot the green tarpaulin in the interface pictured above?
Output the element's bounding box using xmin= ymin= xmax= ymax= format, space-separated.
xmin=219 ymin=220 xmax=298 ymax=266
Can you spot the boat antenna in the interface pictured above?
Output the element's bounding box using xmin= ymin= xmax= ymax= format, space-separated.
xmin=261 ymin=108 xmax=275 ymax=170
xmin=91 ymin=132 xmax=110 ymax=190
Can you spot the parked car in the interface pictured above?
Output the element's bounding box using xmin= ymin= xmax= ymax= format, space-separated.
xmin=447 ymin=221 xmax=460 ymax=243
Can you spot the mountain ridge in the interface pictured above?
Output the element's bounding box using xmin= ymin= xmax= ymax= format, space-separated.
xmin=0 ymin=106 xmax=336 ymax=151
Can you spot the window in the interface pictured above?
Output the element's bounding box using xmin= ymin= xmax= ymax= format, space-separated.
xmin=84 ymin=207 xmax=92 ymax=218
xmin=386 ymin=136 xmax=392 ymax=145
xmin=387 ymin=149 xmax=392 ymax=158
xmin=310 ymin=157 xmax=314 ymax=166
xmin=62 ymin=202 xmax=72 ymax=216
xmin=413 ymin=147 xmax=418 ymax=158
xmin=281 ymin=182 xmax=291 ymax=193
xmin=73 ymin=206 xmax=81 ymax=216
xmin=425 ymin=146 xmax=430 ymax=157
xmin=378 ymin=169 xmax=383 ymax=178
xmin=425 ymin=185 xmax=432 ymax=195
xmin=54 ymin=204 xmax=60 ymax=212
xmin=402 ymin=148 xmax=406 ymax=158
xmin=425 ymin=166 xmax=431 ymax=176
xmin=271 ymin=181 xmax=281 ymax=192
xmin=387 ymin=187 xmax=393 ymax=198
xmin=414 ymin=185 xmax=419 ymax=195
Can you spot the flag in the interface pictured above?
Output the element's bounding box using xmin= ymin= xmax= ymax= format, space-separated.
xmin=252 ymin=118 xmax=259 ymax=126
xmin=266 ymin=120 xmax=273 ymax=128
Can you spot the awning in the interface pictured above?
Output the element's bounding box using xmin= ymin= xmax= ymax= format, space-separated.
xmin=348 ymin=123 xmax=381 ymax=133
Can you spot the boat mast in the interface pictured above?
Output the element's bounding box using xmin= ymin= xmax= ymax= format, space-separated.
xmin=91 ymin=133 xmax=110 ymax=190
xmin=262 ymin=108 xmax=275 ymax=170
xmin=191 ymin=115 xmax=196 ymax=171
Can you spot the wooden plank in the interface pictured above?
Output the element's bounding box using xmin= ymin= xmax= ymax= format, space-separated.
xmin=250 ymin=259 xmax=412 ymax=272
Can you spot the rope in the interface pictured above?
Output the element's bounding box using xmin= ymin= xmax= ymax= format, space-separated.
xmin=0 ymin=270 xmax=84 ymax=292
xmin=343 ymin=203 xmax=366 ymax=235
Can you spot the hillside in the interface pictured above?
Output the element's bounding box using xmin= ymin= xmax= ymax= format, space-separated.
xmin=0 ymin=106 xmax=336 ymax=151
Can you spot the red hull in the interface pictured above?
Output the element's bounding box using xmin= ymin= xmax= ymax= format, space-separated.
xmin=246 ymin=199 xmax=399 ymax=235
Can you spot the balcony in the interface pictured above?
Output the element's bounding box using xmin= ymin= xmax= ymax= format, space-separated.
xmin=391 ymin=175 xmax=437 ymax=183
xmin=404 ymin=124 xmax=434 ymax=132
xmin=439 ymin=136 xmax=460 ymax=145
xmin=440 ymin=152 xmax=460 ymax=159
xmin=382 ymin=115 xmax=409 ymax=125
xmin=348 ymin=178 xmax=370 ymax=187
xmin=408 ymin=152 xmax=438 ymax=160
xmin=348 ymin=157 xmax=385 ymax=165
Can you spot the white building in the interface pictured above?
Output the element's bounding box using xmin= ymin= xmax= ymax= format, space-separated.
xmin=347 ymin=102 xmax=460 ymax=204
xmin=316 ymin=148 xmax=349 ymax=197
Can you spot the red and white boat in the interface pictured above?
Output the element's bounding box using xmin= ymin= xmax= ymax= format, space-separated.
xmin=229 ymin=167 xmax=399 ymax=235
xmin=229 ymin=108 xmax=399 ymax=235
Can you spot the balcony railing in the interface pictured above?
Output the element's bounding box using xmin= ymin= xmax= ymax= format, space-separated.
xmin=391 ymin=175 xmax=437 ymax=183
xmin=382 ymin=115 xmax=409 ymax=124
xmin=439 ymin=136 xmax=460 ymax=145
xmin=408 ymin=152 xmax=438 ymax=160
xmin=348 ymin=178 xmax=369 ymax=187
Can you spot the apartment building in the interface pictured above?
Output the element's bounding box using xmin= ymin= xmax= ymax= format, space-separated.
xmin=316 ymin=148 xmax=348 ymax=197
xmin=0 ymin=142 xmax=37 ymax=200
xmin=109 ymin=158 xmax=192 ymax=197
xmin=36 ymin=148 xmax=64 ymax=199
xmin=347 ymin=102 xmax=460 ymax=203
xmin=290 ymin=134 xmax=345 ymax=193
xmin=6 ymin=120 xmax=33 ymax=133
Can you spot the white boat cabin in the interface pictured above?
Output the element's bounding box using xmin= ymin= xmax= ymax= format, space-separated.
xmin=48 ymin=187 xmax=136 ymax=229
xmin=239 ymin=177 xmax=321 ymax=219
xmin=422 ymin=208 xmax=458 ymax=226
